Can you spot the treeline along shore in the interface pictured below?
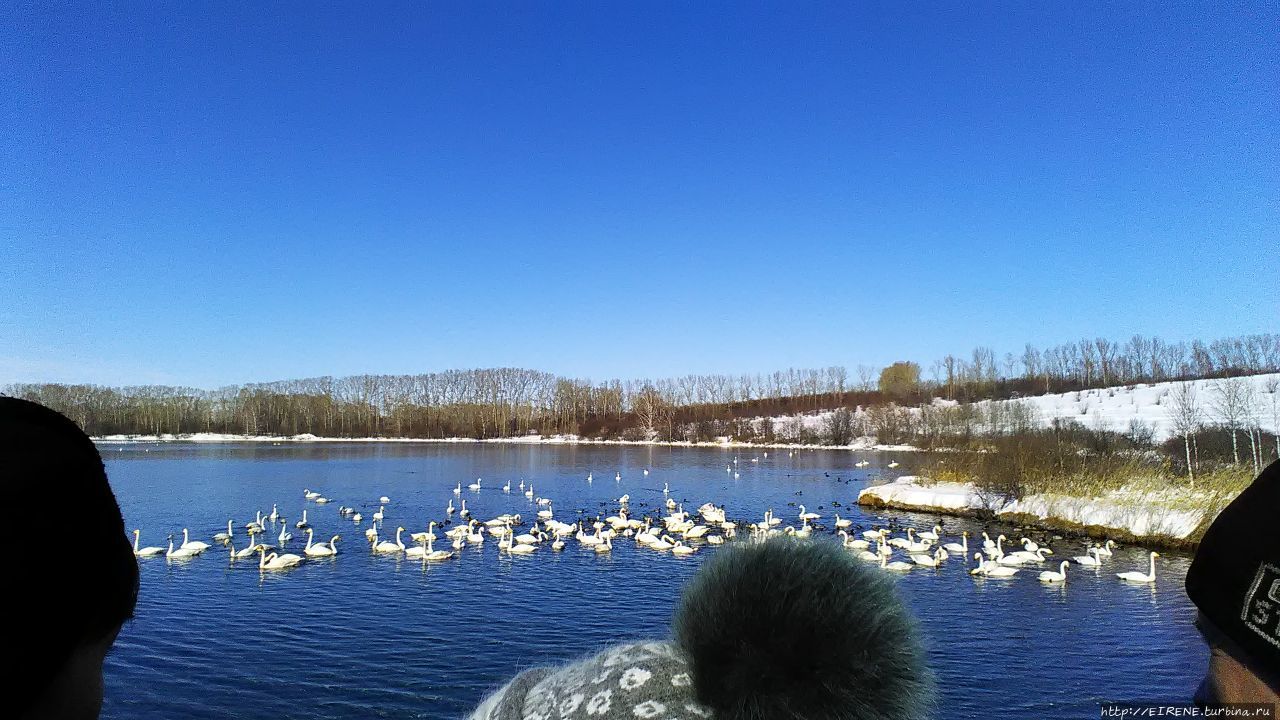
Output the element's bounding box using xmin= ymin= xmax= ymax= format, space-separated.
xmin=7 ymin=332 xmax=1277 ymax=442
xmin=7 ymin=332 xmax=1280 ymax=547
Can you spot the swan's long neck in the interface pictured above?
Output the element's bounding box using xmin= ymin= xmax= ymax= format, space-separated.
xmin=134 ymin=531 xmax=141 ymax=552
xmin=1149 ymin=553 xmax=1157 ymax=579
xmin=329 ymin=536 xmax=339 ymax=551
xmin=305 ymin=529 xmax=314 ymax=549
xmin=227 ymin=520 xmax=233 ymax=535
xmin=183 ymin=528 xmax=190 ymax=544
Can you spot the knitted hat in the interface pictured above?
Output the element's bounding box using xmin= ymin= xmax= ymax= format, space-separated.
xmin=1185 ymin=459 xmax=1280 ymax=676
xmin=469 ymin=537 xmax=934 ymax=720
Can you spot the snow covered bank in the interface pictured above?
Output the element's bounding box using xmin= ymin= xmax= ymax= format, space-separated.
xmin=981 ymin=372 xmax=1280 ymax=442
xmin=92 ymin=432 xmax=919 ymax=452
xmin=858 ymin=475 xmax=1208 ymax=543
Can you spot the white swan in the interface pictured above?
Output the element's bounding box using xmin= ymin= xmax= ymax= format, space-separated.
xmin=421 ymin=536 xmax=454 ymax=561
xmin=1095 ymin=539 xmax=1117 ymax=557
xmin=887 ymin=461 xmax=900 ymax=468
xmin=971 ymin=553 xmax=1018 ymax=577
xmin=504 ymin=528 xmax=536 ymax=554
xmin=277 ymin=525 xmax=292 ymax=546
xmin=314 ymin=497 xmax=329 ymax=504
xmin=258 ymin=546 xmax=303 ymax=570
xmin=372 ymin=506 xmax=385 ymax=523
xmin=233 ymin=535 xmax=261 ymax=559
xmin=942 ymin=532 xmax=968 ymax=555
xmin=594 ymin=536 xmax=613 ymax=554
xmin=1072 ymin=547 xmax=1103 ymax=566
xmin=452 ymin=482 xmax=462 ymax=495
xmin=372 ymin=526 xmax=405 ymax=554
xmin=918 ymin=525 xmax=941 ymax=542
xmin=797 ymin=505 xmax=820 ymax=521
xmin=910 ymin=548 xmax=945 ymax=568
xmin=304 ymin=530 xmax=339 ymax=557
xmin=179 ymin=529 xmax=211 ymax=553
xmin=468 ymin=478 xmax=482 ymax=490
xmin=411 ymin=522 xmax=438 ymax=544
xmin=1039 ymin=561 xmax=1069 ymax=583
xmin=133 ymin=530 xmax=165 ymax=557
xmin=880 ymin=553 xmax=914 ymax=572
xmin=379 ymin=496 xmax=391 ymax=503
xmin=295 ymin=510 xmax=309 ymax=529
xmin=304 ymin=488 xmax=320 ymax=499
xmin=166 ymin=536 xmax=202 ymax=559
xmin=213 ymin=520 xmax=234 ymax=542
xmin=670 ymin=538 xmax=695 ymax=555
xmin=1117 ymin=551 xmax=1159 ymax=582
xmin=983 ymin=534 xmax=1006 ymax=559
xmin=524 ymin=484 xmax=534 ymax=499
xmin=1021 ymin=537 xmax=1040 ymax=552
xmin=1004 ymin=547 xmax=1052 ymax=564
xmin=502 ymin=480 xmax=511 ymax=493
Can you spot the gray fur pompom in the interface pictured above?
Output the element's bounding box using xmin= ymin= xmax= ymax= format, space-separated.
xmin=672 ymin=537 xmax=934 ymax=720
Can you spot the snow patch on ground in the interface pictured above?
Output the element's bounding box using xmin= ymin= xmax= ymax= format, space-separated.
xmin=858 ymin=476 xmax=1207 ymax=540
xmin=985 ymin=372 xmax=1280 ymax=442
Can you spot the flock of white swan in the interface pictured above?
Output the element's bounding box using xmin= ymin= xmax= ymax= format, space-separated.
xmin=131 ymin=465 xmax=1163 ymax=584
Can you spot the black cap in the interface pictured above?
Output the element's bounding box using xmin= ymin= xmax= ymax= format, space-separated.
xmin=1185 ymin=459 xmax=1280 ymax=674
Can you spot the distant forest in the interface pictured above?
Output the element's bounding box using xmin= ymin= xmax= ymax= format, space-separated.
xmin=6 ymin=333 xmax=1278 ymax=442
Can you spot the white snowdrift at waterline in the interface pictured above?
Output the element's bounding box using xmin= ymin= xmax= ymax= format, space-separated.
xmin=858 ymin=476 xmax=1206 ymax=540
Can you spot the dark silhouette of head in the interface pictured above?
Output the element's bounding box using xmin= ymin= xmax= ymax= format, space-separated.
xmin=1 ymin=397 xmax=138 ymax=719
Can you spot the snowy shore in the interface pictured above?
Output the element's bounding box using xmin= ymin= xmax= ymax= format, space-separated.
xmin=91 ymin=431 xmax=920 ymax=453
xmin=858 ymin=475 xmax=1208 ymax=546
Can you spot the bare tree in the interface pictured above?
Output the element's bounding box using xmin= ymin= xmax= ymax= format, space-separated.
xmin=1212 ymin=376 xmax=1250 ymax=465
xmin=1167 ymin=381 xmax=1202 ymax=485
xmin=1267 ymin=376 xmax=1280 ymax=459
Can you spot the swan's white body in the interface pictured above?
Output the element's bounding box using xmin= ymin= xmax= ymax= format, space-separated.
xmin=304 ymin=529 xmax=339 ymax=557
xmin=213 ymin=520 xmax=234 ymax=542
xmin=372 ymin=527 xmax=405 ymax=554
xmin=942 ymin=532 xmax=968 ymax=554
xmin=258 ymin=547 xmax=303 ymax=570
xmin=880 ymin=553 xmax=914 ymax=572
xmin=468 ymin=478 xmax=482 ymax=490
xmin=669 ymin=538 xmax=695 ymax=555
xmin=1096 ymin=539 xmax=1116 ymax=557
xmin=1039 ymin=561 xmax=1069 ymax=583
xmin=295 ymin=510 xmax=309 ymax=529
xmin=166 ymin=537 xmax=202 ymax=559
xmin=233 ymin=536 xmax=261 ymax=559
xmin=918 ymin=525 xmax=941 ymax=541
xmin=910 ymin=549 xmax=945 ymax=568
xmin=972 ymin=554 xmax=1019 ymax=577
xmin=1072 ymin=548 xmax=1103 ymax=566
xmin=179 ymin=529 xmax=211 ymax=552
xmin=1117 ymin=552 xmax=1159 ymax=582
xmin=133 ymin=530 xmax=165 ymax=557
xmin=411 ymin=522 xmax=438 ymax=544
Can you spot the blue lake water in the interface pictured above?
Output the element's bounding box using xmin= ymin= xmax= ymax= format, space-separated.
xmin=101 ymin=442 xmax=1205 ymax=719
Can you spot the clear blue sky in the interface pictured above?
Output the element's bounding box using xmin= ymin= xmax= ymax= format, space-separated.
xmin=3 ymin=2 xmax=1277 ymax=389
